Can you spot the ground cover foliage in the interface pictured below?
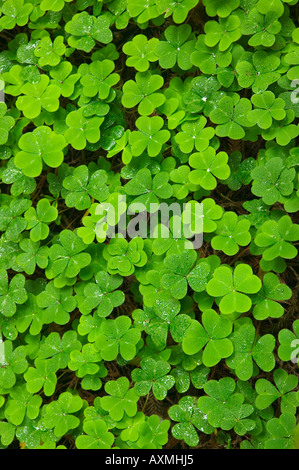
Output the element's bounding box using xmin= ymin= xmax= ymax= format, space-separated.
xmin=0 ymin=0 xmax=299 ymax=450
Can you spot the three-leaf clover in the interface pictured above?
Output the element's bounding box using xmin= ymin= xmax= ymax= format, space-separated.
xmin=62 ymin=165 xmax=109 ymax=210
xmin=95 ymin=316 xmax=141 ymax=361
xmin=122 ymin=71 xmax=165 ymax=116
xmin=15 ymin=126 xmax=67 ymax=178
xmin=129 ymin=116 xmax=170 ymax=157
xmin=16 ymin=75 xmax=61 ymax=120
xmin=198 ymin=377 xmax=256 ymax=435
xmin=36 ymin=281 xmax=76 ymax=325
xmin=124 ymin=168 xmax=173 ymax=212
xmin=0 ymin=269 xmax=27 ymax=317
xmin=132 ymin=357 xmax=175 ymax=400
xmin=122 ymin=35 xmax=159 ymax=72
xmin=252 ymin=273 xmax=292 ymax=320
xmin=155 ymin=24 xmax=195 ymax=70
xmin=211 ymin=212 xmax=251 ymax=255
xmin=103 ymin=237 xmax=147 ymax=276
xmin=76 ymin=419 xmax=114 ymax=449
xmin=65 ymin=109 xmax=104 ymax=150
xmin=209 ymin=95 xmax=254 ymax=139
xmin=65 ymin=12 xmax=113 ymax=52
xmin=254 ymin=215 xmax=299 ymax=261
xmin=255 ymin=369 xmax=298 ymax=414
xmin=248 ymin=91 xmax=286 ymax=129
xmin=168 ymin=396 xmax=214 ymax=447
xmin=100 ymin=377 xmax=139 ymax=421
xmin=204 ymin=15 xmax=242 ymax=51
xmin=42 ymin=392 xmax=83 ymax=437
xmin=24 ymin=198 xmax=58 ymax=242
xmin=182 ymin=310 xmax=233 ymax=367
xmin=206 ymin=264 xmax=262 ymax=314
xmin=188 ymin=147 xmax=230 ymax=190
xmin=79 ymin=60 xmax=120 ymax=100
xmin=251 ymin=157 xmax=296 ymax=205
xmin=226 ymin=320 xmax=276 ymax=380
xmin=45 ymin=230 xmax=91 ymax=287
xmin=76 ymin=271 xmax=125 ymax=318
xmin=4 ymin=384 xmax=42 ymax=425
xmin=175 ymin=117 xmax=215 ymax=154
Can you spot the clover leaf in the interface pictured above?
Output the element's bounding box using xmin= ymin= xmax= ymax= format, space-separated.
xmin=224 ymin=151 xmax=256 ymax=191
xmin=0 ymin=197 xmax=31 ymax=241
xmin=251 ymin=157 xmax=296 ymax=205
xmin=175 ymin=116 xmax=215 ymax=154
xmin=65 ymin=12 xmax=112 ymax=52
xmin=265 ymin=413 xmax=297 ymax=450
xmin=129 ymin=116 xmax=170 ymax=157
xmin=0 ymin=340 xmax=27 ymax=390
xmin=157 ymin=0 xmax=198 ymax=23
xmin=17 ymin=239 xmax=49 ymax=275
xmin=15 ymin=126 xmax=67 ymax=178
xmin=161 ymin=251 xmax=210 ymax=299
xmin=211 ymin=211 xmax=251 ymax=255
xmin=95 ymin=316 xmax=141 ymax=361
xmin=255 ymin=369 xmax=298 ymax=414
xmin=236 ymin=50 xmax=281 ymax=93
xmin=189 ymin=147 xmax=230 ymax=190
xmin=43 ymin=392 xmax=83 ymax=437
xmin=4 ymin=383 xmax=42 ymax=426
xmin=191 ymin=36 xmax=232 ymax=75
xmin=76 ymin=419 xmax=114 ymax=449
xmin=65 ymin=109 xmax=104 ymax=151
xmin=251 ymin=273 xmax=292 ymax=320
xmin=132 ymin=357 xmax=175 ymax=400
xmin=122 ymin=71 xmax=165 ymax=116
xmin=198 ymin=377 xmax=256 ymax=435
xmin=24 ymin=198 xmax=58 ymax=242
xmin=204 ymin=15 xmax=241 ymax=51
xmin=68 ymin=343 xmax=102 ymax=379
xmin=103 ymin=237 xmax=147 ymax=276
xmin=226 ymin=320 xmax=276 ymax=380
xmin=182 ymin=310 xmax=233 ymax=367
xmin=76 ymin=271 xmax=125 ymax=318
xmin=124 ymin=168 xmax=173 ymax=212
xmin=203 ymin=0 xmax=240 ymax=17
xmin=49 ymin=62 xmax=80 ymax=98
xmin=168 ymin=396 xmax=214 ymax=447
xmin=206 ymin=264 xmax=262 ymax=314
xmin=210 ymin=94 xmax=254 ymax=140
xmin=79 ymin=60 xmax=120 ymax=100
xmin=15 ymin=291 xmax=46 ymax=335
xmin=0 ymin=0 xmax=33 ymax=29
xmin=45 ymin=230 xmax=91 ymax=287
xmin=24 ymin=358 xmax=58 ymax=397
xmin=37 ymin=330 xmax=81 ymax=369
xmin=100 ymin=377 xmax=139 ymax=421
xmin=241 ymin=7 xmax=282 ymax=47
xmin=0 ymin=269 xmax=27 ymax=317
xmin=34 ymin=36 xmax=66 ymax=67
xmin=36 ymin=281 xmax=76 ymax=326
xmin=131 ymin=415 xmax=169 ymax=449
xmin=2 ymin=158 xmax=36 ymax=197
xmin=155 ymin=24 xmax=195 ymax=70
xmin=62 ymin=165 xmax=109 ymax=210
xmin=16 ymin=75 xmax=61 ymax=120
xmin=254 ymin=215 xmax=299 ymax=261
xmin=278 ymin=320 xmax=299 ymax=363
xmin=122 ymin=35 xmax=159 ymax=72
xmin=248 ymin=91 xmax=286 ymax=129
xmin=0 ymin=103 xmax=15 ymax=145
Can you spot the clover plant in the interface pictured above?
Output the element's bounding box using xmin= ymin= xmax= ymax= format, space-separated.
xmin=0 ymin=0 xmax=298 ymax=452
